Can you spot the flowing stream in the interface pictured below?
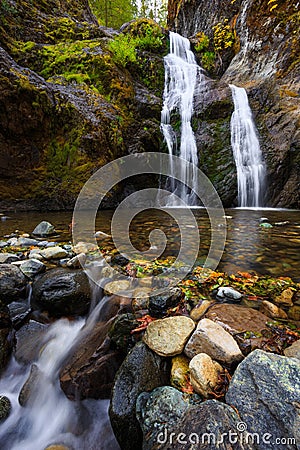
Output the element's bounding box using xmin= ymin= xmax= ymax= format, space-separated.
xmin=161 ymin=32 xmax=203 ymax=205
xmin=0 ymin=289 xmax=120 ymax=450
xmin=230 ymin=84 xmax=266 ymax=207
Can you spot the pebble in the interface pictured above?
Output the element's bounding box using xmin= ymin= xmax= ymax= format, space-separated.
xmin=274 ymin=287 xmax=295 ymax=306
xmin=170 ymin=355 xmax=190 ymax=391
xmin=66 ymin=252 xmax=86 ymax=269
xmin=18 ymin=259 xmax=46 ymax=278
xmin=143 ymin=316 xmax=195 ymax=357
xmin=260 ymin=300 xmax=288 ymax=319
xmin=190 ymin=300 xmax=214 ymax=321
xmin=0 ymin=253 xmax=20 ymax=263
xmin=214 ymin=286 xmax=242 ymax=303
xmin=189 ymin=353 xmax=223 ymax=398
xmin=185 ymin=318 xmax=243 ymax=365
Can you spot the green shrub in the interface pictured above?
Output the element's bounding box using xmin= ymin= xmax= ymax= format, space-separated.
xmin=108 ymin=34 xmax=137 ymax=67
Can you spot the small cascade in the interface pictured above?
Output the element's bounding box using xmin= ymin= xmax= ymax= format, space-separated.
xmin=0 ymin=284 xmax=120 ymax=450
xmin=161 ymin=32 xmax=204 ymax=205
xmin=229 ymin=84 xmax=266 ymax=207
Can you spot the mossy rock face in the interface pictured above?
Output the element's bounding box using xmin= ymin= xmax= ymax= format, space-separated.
xmin=0 ymin=3 xmax=166 ymax=210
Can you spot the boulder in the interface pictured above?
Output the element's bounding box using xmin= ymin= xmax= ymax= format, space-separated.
xmin=189 ymin=353 xmax=223 ymax=398
xmin=60 ymin=320 xmax=124 ymax=400
xmin=150 ymin=400 xmax=251 ymax=450
xmin=0 ymin=304 xmax=12 ymax=372
xmin=31 ymin=268 xmax=91 ymax=316
xmin=0 ymin=264 xmax=27 ymax=304
xmin=32 ymin=221 xmax=55 ymax=236
xmin=109 ymin=341 xmax=169 ymax=450
xmin=14 ymin=320 xmax=49 ymax=364
xmin=143 ymin=316 xmax=195 ymax=357
xmin=136 ymin=386 xmax=197 ymax=450
xmin=185 ymin=318 xmax=243 ymax=366
xmin=226 ymin=350 xmax=300 ymax=449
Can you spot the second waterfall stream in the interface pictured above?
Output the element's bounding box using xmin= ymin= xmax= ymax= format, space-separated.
xmin=160 ymin=31 xmax=204 ymax=206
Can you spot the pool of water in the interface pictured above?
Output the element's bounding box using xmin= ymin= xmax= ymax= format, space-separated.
xmin=1 ymin=208 xmax=300 ymax=281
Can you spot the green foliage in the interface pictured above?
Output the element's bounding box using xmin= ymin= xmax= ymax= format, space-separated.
xmin=89 ymin=0 xmax=136 ymax=28
xmin=201 ymin=51 xmax=216 ymax=71
xmin=108 ymin=34 xmax=137 ymax=67
xmin=213 ymin=19 xmax=235 ymax=53
xmin=194 ymin=32 xmax=210 ymax=52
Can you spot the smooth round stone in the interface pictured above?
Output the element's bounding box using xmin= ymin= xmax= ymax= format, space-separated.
xmin=104 ymin=280 xmax=131 ymax=295
xmin=143 ymin=316 xmax=195 ymax=357
xmin=260 ymin=300 xmax=288 ymax=319
xmin=189 ymin=353 xmax=223 ymax=398
xmin=190 ymin=300 xmax=214 ymax=321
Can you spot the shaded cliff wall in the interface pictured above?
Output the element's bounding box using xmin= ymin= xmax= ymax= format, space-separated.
xmin=168 ymin=0 xmax=300 ymax=208
xmin=0 ymin=0 xmax=166 ymax=210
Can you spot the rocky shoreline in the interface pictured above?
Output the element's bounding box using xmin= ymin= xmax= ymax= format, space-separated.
xmin=0 ymin=220 xmax=299 ymax=449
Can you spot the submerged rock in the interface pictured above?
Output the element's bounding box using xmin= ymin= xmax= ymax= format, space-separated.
xmin=31 ymin=268 xmax=91 ymax=316
xmin=109 ymin=341 xmax=169 ymax=450
xmin=0 ymin=264 xmax=27 ymax=304
xmin=32 ymin=221 xmax=55 ymax=236
xmin=143 ymin=316 xmax=195 ymax=357
xmin=226 ymin=349 xmax=300 ymax=449
xmin=185 ymin=318 xmax=243 ymax=366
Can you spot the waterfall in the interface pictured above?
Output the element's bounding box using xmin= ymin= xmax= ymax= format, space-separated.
xmin=229 ymin=84 xmax=266 ymax=207
xmin=161 ymin=32 xmax=203 ymax=205
xmin=0 ymin=293 xmax=120 ymax=449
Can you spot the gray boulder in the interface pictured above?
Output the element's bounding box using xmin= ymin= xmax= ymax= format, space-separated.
xmin=109 ymin=342 xmax=169 ymax=450
xmin=0 ymin=264 xmax=27 ymax=304
xmin=226 ymin=349 xmax=300 ymax=449
xmin=31 ymin=268 xmax=91 ymax=316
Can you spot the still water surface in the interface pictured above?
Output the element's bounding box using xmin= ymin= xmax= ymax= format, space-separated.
xmin=1 ymin=208 xmax=299 ymax=281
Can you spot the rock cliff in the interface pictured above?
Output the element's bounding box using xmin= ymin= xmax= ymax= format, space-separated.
xmin=168 ymin=0 xmax=300 ymax=207
xmin=0 ymin=0 xmax=166 ymax=209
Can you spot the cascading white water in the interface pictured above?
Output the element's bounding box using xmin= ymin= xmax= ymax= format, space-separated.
xmin=161 ymin=32 xmax=203 ymax=205
xmin=230 ymin=84 xmax=266 ymax=207
xmin=0 ymin=289 xmax=120 ymax=449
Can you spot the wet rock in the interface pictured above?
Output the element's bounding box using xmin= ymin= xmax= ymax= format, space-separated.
xmin=189 ymin=353 xmax=223 ymax=398
xmin=205 ymin=304 xmax=270 ymax=353
xmin=288 ymin=305 xmax=300 ymax=321
xmin=226 ymin=350 xmax=300 ymax=449
xmin=0 ymin=396 xmax=11 ymax=421
xmin=14 ymin=320 xmax=49 ymax=364
xmin=170 ymin=355 xmax=190 ymax=391
xmin=260 ymin=300 xmax=288 ymax=319
xmin=143 ymin=316 xmax=195 ymax=357
xmin=284 ymin=340 xmax=300 ymax=360
xmin=66 ymin=253 xmax=86 ymax=269
xmin=28 ymin=249 xmax=44 ymax=260
xmin=19 ymin=364 xmax=45 ymax=406
xmin=185 ymin=318 xmax=243 ymax=366
xmin=148 ymin=287 xmax=182 ymax=318
xmin=259 ymin=222 xmax=273 ymax=229
xmin=18 ymin=259 xmax=46 ymax=278
xmin=0 ymin=253 xmax=20 ymax=263
xmin=17 ymin=237 xmax=40 ymax=247
xmin=104 ymin=280 xmax=132 ymax=296
xmin=136 ymin=386 xmax=194 ymax=450
xmin=274 ymin=288 xmax=295 ymax=306
xmin=60 ymin=320 xmax=123 ymax=400
xmin=213 ymin=286 xmax=243 ymax=303
xmin=0 ymin=241 xmax=8 ymax=248
xmin=8 ymin=301 xmax=31 ymax=328
xmin=109 ymin=341 xmax=169 ymax=450
xmin=40 ymin=246 xmax=68 ymax=260
xmin=0 ymin=264 xmax=27 ymax=304
xmin=190 ymin=300 xmax=214 ymax=321
xmin=31 ymin=268 xmax=91 ymax=316
xmin=0 ymin=304 xmax=12 ymax=372
xmin=155 ymin=400 xmax=252 ymax=450
xmin=108 ymin=313 xmax=138 ymax=351
xmin=32 ymin=221 xmax=55 ymax=236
